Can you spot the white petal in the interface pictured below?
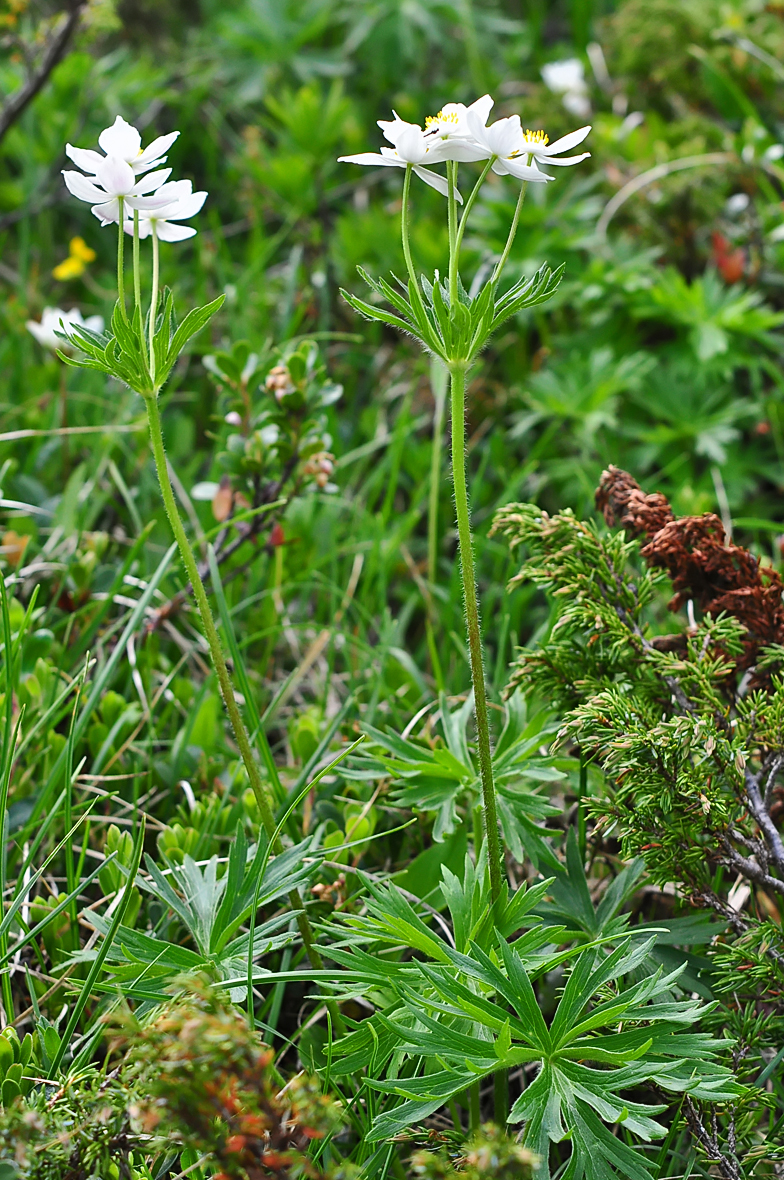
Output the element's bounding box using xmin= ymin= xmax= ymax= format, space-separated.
xmin=130 ymin=156 xmax=166 ymax=176
xmin=130 ymin=167 xmax=172 ymax=195
xmin=394 ymin=125 xmax=431 ymax=164
xmin=155 ymin=221 xmax=197 ymax=241
xmin=486 ymin=115 xmax=524 ymax=159
xmin=126 ymin=191 xmax=180 ymax=210
xmin=83 ymin=316 xmax=105 ymax=334
xmin=157 ymin=190 xmax=207 ymax=220
xmin=62 ymin=170 xmax=107 ymax=203
xmin=65 ymin=145 xmax=105 ymax=174
xmin=98 ymin=115 xmax=141 ymax=160
xmin=540 ymin=125 xmax=591 ymax=155
xmin=134 ymin=131 xmax=179 ymax=171
xmin=151 ymin=179 xmax=193 ymax=203
xmin=378 ymin=117 xmax=421 ymax=146
xmin=412 ymin=165 xmax=463 ymax=202
xmin=91 ymin=199 xmax=122 ymax=224
xmin=532 ymin=150 xmax=590 ymax=166
xmin=466 ymin=107 xmax=490 ymax=148
xmin=338 ymin=152 xmax=400 ymax=167
xmin=494 ymin=157 xmax=552 ymax=182
xmin=437 ymin=140 xmax=491 ymax=162
xmin=95 ymin=155 xmax=136 ymax=196
xmin=466 ymin=94 xmax=494 ymax=127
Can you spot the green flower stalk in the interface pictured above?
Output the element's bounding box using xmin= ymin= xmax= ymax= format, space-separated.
xmin=340 ymin=96 xmax=590 ymax=907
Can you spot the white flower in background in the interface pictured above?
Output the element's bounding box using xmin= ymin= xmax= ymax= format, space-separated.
xmin=726 ymin=193 xmax=750 ymax=215
xmin=339 ymin=117 xmax=464 ymax=199
xmin=465 ymin=103 xmax=552 ymax=183
xmin=62 ymin=155 xmax=174 ymax=225
xmin=26 ymin=306 xmax=104 ymax=353
xmin=65 ymin=116 xmax=179 ymax=178
xmin=541 ymin=58 xmax=591 ymax=118
xmin=121 ymin=180 xmax=208 ymax=241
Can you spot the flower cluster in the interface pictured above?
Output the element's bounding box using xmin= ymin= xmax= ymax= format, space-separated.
xmin=339 ymin=93 xmax=590 ymax=193
xmin=62 ymin=115 xmax=207 ymax=241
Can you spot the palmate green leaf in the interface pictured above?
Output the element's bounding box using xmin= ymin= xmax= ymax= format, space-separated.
xmin=164 ymin=294 xmax=225 ymax=370
xmin=345 ymin=258 xmax=563 ymax=362
xmin=328 ymin=852 xmax=561 ymax=976
xmin=139 ymin=828 xmax=319 ymax=958
xmin=367 ymin=1069 xmax=476 ymax=1141
xmin=349 ymin=694 xmax=563 ymax=861
xmin=360 ymin=930 xmax=742 ymax=1178
xmin=490 ymin=263 xmax=565 ymax=334
xmin=57 ymin=293 xmax=223 ymax=395
xmin=91 ymin=902 xmax=296 ymax=1003
xmin=340 ymin=288 xmax=418 ymax=336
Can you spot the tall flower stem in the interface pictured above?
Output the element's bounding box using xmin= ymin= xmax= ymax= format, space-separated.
xmin=426 ymin=357 xmax=447 ymax=690
xmin=447 ymin=161 xmax=459 ymax=306
xmin=116 ymin=197 xmax=126 ymax=320
xmin=143 ymin=392 xmax=339 ymax=1025
xmin=491 ymin=181 xmax=527 ymax=285
xmin=448 ymin=361 xmax=503 ymax=903
xmin=428 ymin=357 xmax=447 ymax=588
xmin=453 ymin=157 xmax=494 ymax=263
xmin=132 ymin=213 xmax=150 ymax=375
xmin=149 ymin=224 xmax=160 ymax=384
xmin=401 ymin=164 xmax=416 ymax=287
xmin=132 ymin=211 xmax=142 ymax=311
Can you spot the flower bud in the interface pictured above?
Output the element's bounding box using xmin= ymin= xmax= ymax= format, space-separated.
xmin=265 ymin=364 xmax=295 ymax=402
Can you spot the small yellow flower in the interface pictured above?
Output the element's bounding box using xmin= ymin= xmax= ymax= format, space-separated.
xmin=52 ymin=236 xmax=96 ymax=281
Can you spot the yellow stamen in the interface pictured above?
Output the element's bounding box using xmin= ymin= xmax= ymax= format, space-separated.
xmin=523 ymin=129 xmax=549 ymax=146
xmin=425 ymin=108 xmax=460 ymax=129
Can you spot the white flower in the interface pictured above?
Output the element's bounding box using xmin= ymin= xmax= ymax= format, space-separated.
xmin=120 ymin=180 xmax=208 ymax=241
xmin=63 ymin=154 xmax=174 ymax=225
xmin=339 ymin=117 xmax=463 ymax=199
xmin=541 ymin=58 xmax=591 ymax=119
xmin=26 ymin=306 xmax=104 ymax=353
xmin=418 ymin=95 xmax=494 ymax=161
xmin=65 ymin=115 xmax=179 ymax=178
xmin=516 ymin=125 xmax=591 ymax=171
xmin=466 ymin=100 xmax=590 ymax=180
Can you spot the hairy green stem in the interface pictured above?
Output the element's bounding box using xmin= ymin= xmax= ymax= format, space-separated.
xmin=494 ymin=1067 xmax=509 ymax=1125
xmin=143 ymin=394 xmax=336 ymax=1010
xmin=447 ymin=161 xmax=458 ymax=306
xmin=426 ymin=357 xmax=448 ymax=690
xmin=132 ymin=212 xmax=150 ymax=377
xmin=449 ymin=362 xmax=503 ymax=902
xmin=116 ymin=196 xmax=126 ymax=319
xmin=427 ymin=357 xmax=447 ymax=587
xmin=491 ymin=181 xmax=527 ymax=285
xmin=454 ymin=157 xmax=494 ymax=263
xmin=132 ymin=210 xmax=141 ymax=312
xmin=401 ymin=164 xmax=416 ymax=288
xmin=468 ymin=1080 xmax=480 ymax=1132
xmin=149 ymin=224 xmax=160 ymax=385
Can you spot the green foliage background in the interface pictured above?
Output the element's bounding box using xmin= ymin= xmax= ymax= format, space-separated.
xmin=1 ymin=0 xmax=784 ymax=1177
